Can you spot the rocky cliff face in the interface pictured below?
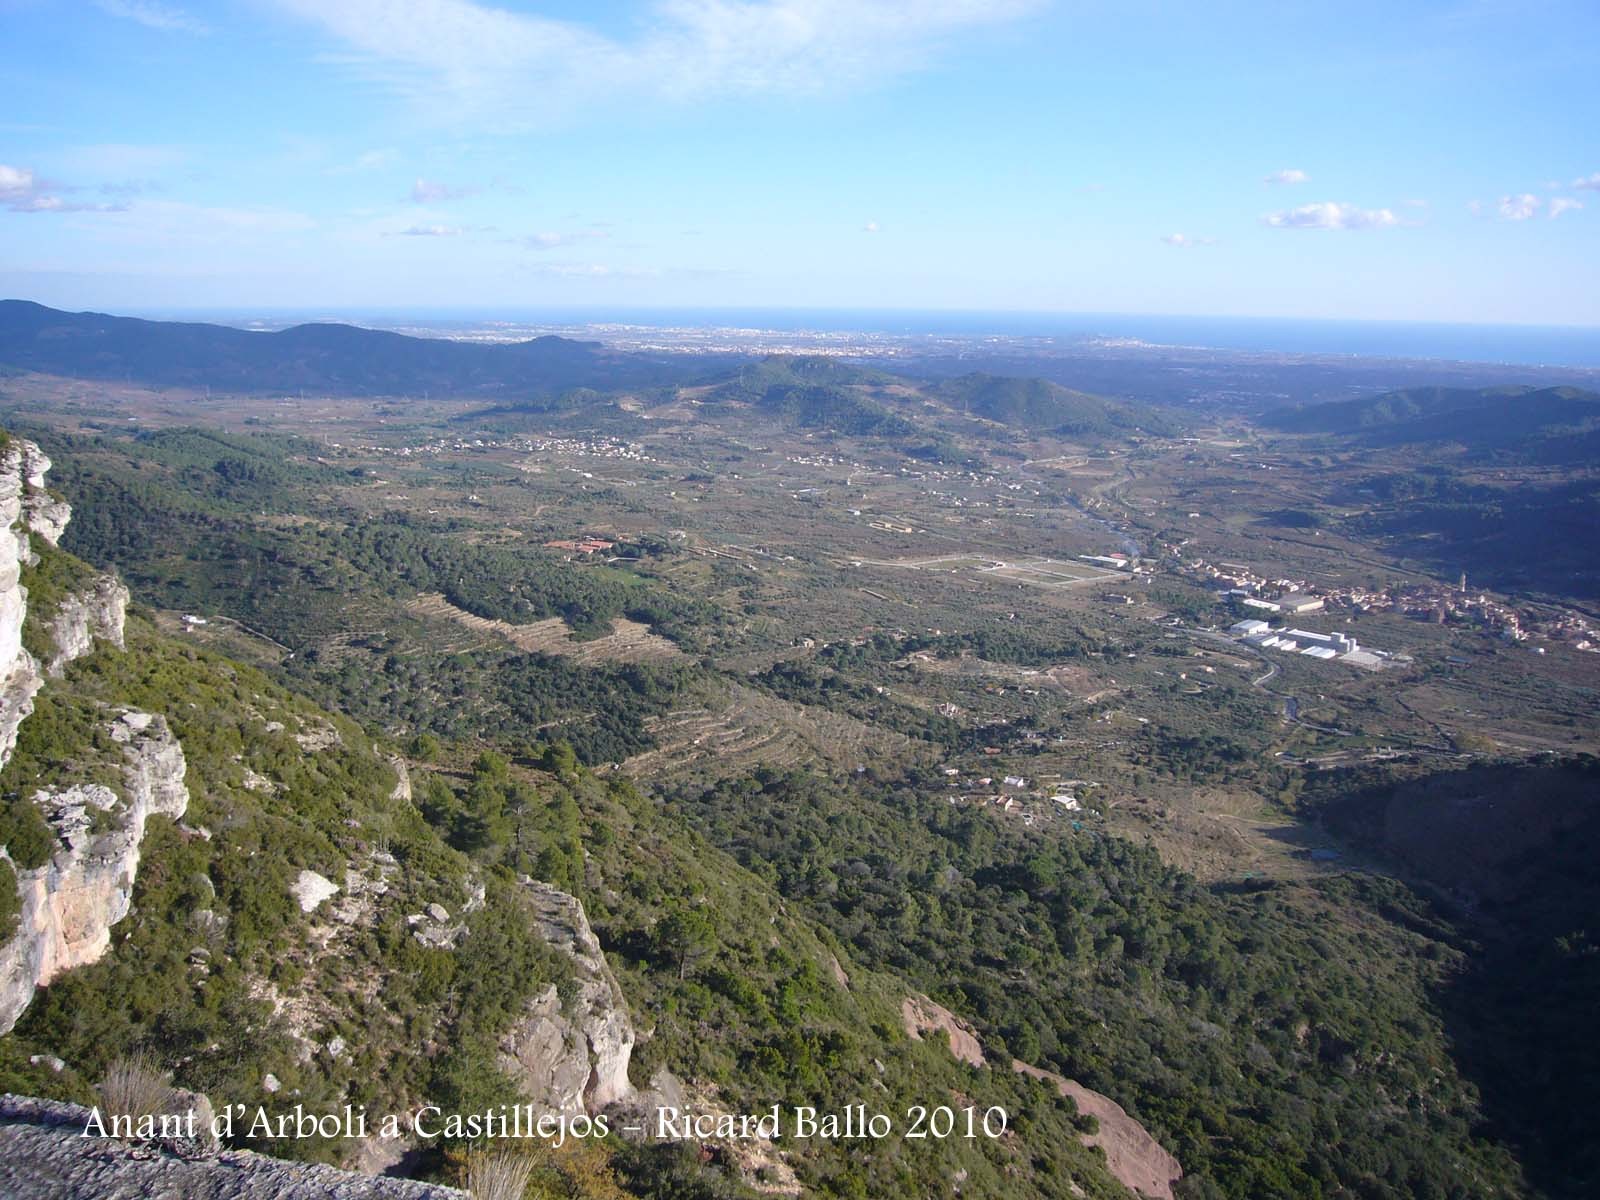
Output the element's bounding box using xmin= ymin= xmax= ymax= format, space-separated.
xmin=0 ymin=438 xmax=169 ymax=1036
xmin=0 ymin=441 xmax=41 ymax=766
xmin=497 ymin=879 xmax=636 ymax=1114
xmin=0 ymin=710 xmax=190 ymax=1034
xmin=43 ymin=575 xmax=129 ymax=677
xmin=19 ymin=444 xmax=70 ymax=550
xmin=0 ymin=438 xmax=126 ymax=763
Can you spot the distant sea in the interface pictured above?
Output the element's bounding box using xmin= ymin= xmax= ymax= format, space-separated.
xmin=165 ymin=307 xmax=1600 ymax=370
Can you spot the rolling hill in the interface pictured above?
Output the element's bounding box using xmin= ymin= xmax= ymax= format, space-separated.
xmin=1265 ymin=384 xmax=1600 ymax=461
xmin=0 ymin=300 xmax=691 ymax=398
xmin=930 ymin=372 xmax=1181 ymax=437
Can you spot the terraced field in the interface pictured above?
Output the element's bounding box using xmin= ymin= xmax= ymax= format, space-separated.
xmin=623 ymin=682 xmax=925 ymax=781
xmin=407 ymin=592 xmax=684 ymax=663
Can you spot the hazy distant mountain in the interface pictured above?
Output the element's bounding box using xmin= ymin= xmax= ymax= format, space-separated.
xmin=1265 ymin=384 xmax=1600 ymax=461
xmin=0 ymin=299 xmax=690 ymax=397
xmin=930 ymin=372 xmax=1179 ymax=437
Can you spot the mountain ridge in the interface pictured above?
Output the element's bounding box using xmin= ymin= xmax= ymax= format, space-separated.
xmin=0 ymin=300 xmax=691 ymax=398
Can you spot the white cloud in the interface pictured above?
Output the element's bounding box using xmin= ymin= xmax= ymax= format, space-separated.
xmin=1548 ymin=196 xmax=1583 ymax=219
xmin=393 ymin=224 xmax=464 ymax=237
xmin=0 ymin=165 xmax=35 ymax=195
xmin=1264 ymin=168 xmax=1309 ymax=185
xmin=862 ymin=220 xmax=881 ymax=233
xmin=271 ymin=0 xmax=1045 ymax=125
xmin=1572 ymin=172 xmax=1600 ymax=191
xmin=1497 ymin=193 xmax=1540 ymax=221
xmin=1262 ymin=201 xmax=1400 ymax=231
xmin=523 ymin=261 xmax=656 ymax=279
xmin=1160 ymin=233 xmax=1215 ymax=247
xmin=95 ymin=0 xmax=210 ymax=35
xmin=523 ymin=230 xmax=608 ymax=249
xmin=0 ymin=163 xmax=124 ymax=213
xmin=409 ymin=178 xmax=478 ymax=203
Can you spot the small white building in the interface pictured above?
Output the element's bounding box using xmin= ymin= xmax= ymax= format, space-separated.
xmin=1231 ymin=619 xmax=1270 ymax=635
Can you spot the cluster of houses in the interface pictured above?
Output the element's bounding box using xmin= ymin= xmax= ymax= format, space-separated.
xmin=544 ymin=536 xmax=617 ymax=556
xmin=939 ymin=767 xmax=1096 ymax=828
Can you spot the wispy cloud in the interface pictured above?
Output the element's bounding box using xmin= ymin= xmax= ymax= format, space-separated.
xmin=409 ymin=178 xmax=479 ymax=203
xmin=272 ymin=0 xmax=1045 ymax=126
xmin=95 ymin=0 xmax=210 ymax=36
xmin=1160 ymin=233 xmax=1215 ymax=247
xmin=523 ymin=230 xmax=609 ymax=249
xmin=1548 ymin=196 xmax=1583 ymax=219
xmin=1497 ymin=193 xmax=1540 ymax=221
xmin=862 ymin=220 xmax=881 ymax=233
xmin=0 ymin=163 xmax=125 ymax=213
xmin=1264 ymin=168 xmax=1308 ymax=185
xmin=391 ymin=224 xmax=466 ymax=237
xmin=523 ymin=261 xmax=654 ymax=279
xmin=1262 ymin=200 xmax=1400 ymax=231
xmin=1572 ymin=172 xmax=1600 ymax=192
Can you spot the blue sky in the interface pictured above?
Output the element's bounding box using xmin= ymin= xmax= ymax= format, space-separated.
xmin=2 ymin=0 xmax=1598 ymax=324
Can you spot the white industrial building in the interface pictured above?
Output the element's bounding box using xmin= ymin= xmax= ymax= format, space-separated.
xmin=1277 ymin=593 xmax=1325 ymax=614
xmin=1231 ymin=618 xmax=1271 ymax=635
xmin=1284 ymin=628 xmax=1357 ymax=653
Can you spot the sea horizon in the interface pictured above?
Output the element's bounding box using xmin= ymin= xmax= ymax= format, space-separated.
xmin=111 ymin=304 xmax=1600 ymax=371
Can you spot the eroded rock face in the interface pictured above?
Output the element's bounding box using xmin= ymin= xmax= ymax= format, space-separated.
xmin=0 ymin=711 xmax=190 ymax=1035
xmin=17 ymin=444 xmax=64 ymax=542
xmin=0 ymin=441 xmax=39 ymax=766
xmin=290 ymin=870 xmax=340 ymax=915
xmin=43 ymin=575 xmax=129 ymax=677
xmin=1012 ymin=1060 xmax=1183 ymax=1200
xmin=902 ymin=993 xmax=986 ymax=1068
xmin=497 ymin=880 xmax=635 ymax=1114
xmin=0 ymin=437 xmax=126 ymax=765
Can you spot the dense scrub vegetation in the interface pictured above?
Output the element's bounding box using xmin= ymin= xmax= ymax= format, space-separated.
xmin=411 ymin=745 xmax=1136 ymax=1200
xmin=665 ymin=766 xmax=1527 ymax=1199
xmin=0 ymin=615 xmax=568 ymax=1166
xmin=34 ymin=425 xmax=714 ymax=644
xmin=1298 ymin=757 xmax=1600 ymax=1199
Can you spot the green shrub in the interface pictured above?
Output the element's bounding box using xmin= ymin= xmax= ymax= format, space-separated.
xmin=0 ymin=798 xmax=55 ymax=871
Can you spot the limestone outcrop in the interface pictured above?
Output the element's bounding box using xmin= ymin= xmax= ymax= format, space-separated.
xmin=43 ymin=574 xmax=129 ymax=676
xmin=497 ymin=879 xmax=636 ymax=1114
xmin=0 ymin=437 xmax=127 ymax=763
xmin=0 ymin=440 xmax=40 ymax=765
xmin=0 ymin=711 xmax=190 ymax=1034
